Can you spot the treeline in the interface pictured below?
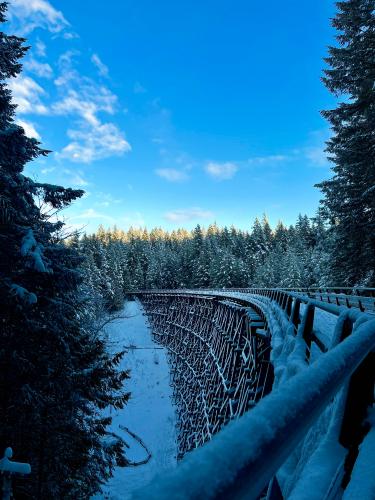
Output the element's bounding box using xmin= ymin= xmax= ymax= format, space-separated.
xmin=76 ymin=213 xmax=334 ymax=311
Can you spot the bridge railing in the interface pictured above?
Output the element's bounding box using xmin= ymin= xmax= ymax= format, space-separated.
xmin=218 ymin=287 xmax=375 ymax=312
xmin=134 ymin=286 xmax=375 ymax=313
xmin=226 ymin=286 xmax=375 ymax=296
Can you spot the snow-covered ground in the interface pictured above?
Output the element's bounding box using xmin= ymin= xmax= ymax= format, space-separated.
xmin=94 ymin=300 xmax=177 ymax=499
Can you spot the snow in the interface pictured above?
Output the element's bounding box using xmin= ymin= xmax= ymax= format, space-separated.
xmin=20 ymin=228 xmax=48 ymax=273
xmin=343 ymin=408 xmax=375 ymax=499
xmin=9 ymin=284 xmax=37 ymax=305
xmin=0 ymin=448 xmax=31 ymax=475
xmin=284 ymin=388 xmax=348 ymax=499
xmin=94 ymin=300 xmax=177 ymax=499
xmin=312 ymin=307 xmax=338 ymax=347
xmin=20 ymin=229 xmax=37 ymax=256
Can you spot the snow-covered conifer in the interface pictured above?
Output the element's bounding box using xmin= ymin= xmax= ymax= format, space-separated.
xmin=317 ymin=0 xmax=375 ymax=285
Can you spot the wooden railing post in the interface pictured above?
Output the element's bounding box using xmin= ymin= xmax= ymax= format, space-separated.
xmin=299 ymin=303 xmax=315 ymax=359
xmin=285 ymin=295 xmax=293 ymax=317
xmin=290 ymin=298 xmax=301 ymax=330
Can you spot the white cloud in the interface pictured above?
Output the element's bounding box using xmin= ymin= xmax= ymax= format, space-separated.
xmin=63 ymin=32 xmax=79 ymax=40
xmin=60 ymin=122 xmax=131 ymax=163
xmin=91 ymin=54 xmax=109 ymax=77
xmin=247 ymin=155 xmax=287 ymax=165
xmin=16 ymin=119 xmax=40 ymax=139
xmin=301 ymin=129 xmax=331 ymax=167
xmin=72 ymin=208 xmax=115 ymax=223
xmin=120 ymin=212 xmax=145 ymax=228
xmin=41 ymin=167 xmax=55 ymax=174
xmin=305 ymin=147 xmax=329 ymax=167
xmin=8 ymin=76 xmax=49 ymax=115
xmin=165 ymin=208 xmax=214 ymax=223
xmin=8 ymin=9 xmax=130 ymax=166
xmin=52 ymin=86 xmax=117 ymax=125
xmin=205 ymin=161 xmax=238 ymax=180
xmin=52 ymin=53 xmax=131 ymax=163
xmin=35 ymin=40 xmax=47 ymax=57
xmin=134 ymin=81 xmax=146 ymax=94
xmin=8 ymin=0 xmax=70 ymax=35
xmin=63 ymin=169 xmax=89 ymax=186
xmin=71 ymin=175 xmax=88 ymax=186
xmin=55 ymin=50 xmax=79 ymax=78
xmin=24 ymin=58 xmax=53 ymax=78
xmin=155 ymin=168 xmax=189 ymax=182
xmin=95 ymin=192 xmax=123 ymax=207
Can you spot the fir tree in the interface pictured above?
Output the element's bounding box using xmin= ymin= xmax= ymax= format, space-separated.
xmin=317 ymin=0 xmax=375 ymax=285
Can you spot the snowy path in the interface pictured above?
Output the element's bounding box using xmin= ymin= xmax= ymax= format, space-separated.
xmin=94 ymin=300 xmax=177 ymax=499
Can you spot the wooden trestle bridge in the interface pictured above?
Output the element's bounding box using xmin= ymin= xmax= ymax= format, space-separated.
xmin=132 ymin=287 xmax=375 ymax=499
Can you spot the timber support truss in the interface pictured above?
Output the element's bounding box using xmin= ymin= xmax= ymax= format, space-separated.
xmin=137 ymin=292 xmax=273 ymax=458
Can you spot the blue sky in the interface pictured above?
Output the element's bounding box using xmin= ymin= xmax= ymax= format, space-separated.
xmin=7 ymin=0 xmax=337 ymax=233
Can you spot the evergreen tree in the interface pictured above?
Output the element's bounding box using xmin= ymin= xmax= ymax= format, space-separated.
xmin=191 ymin=241 xmax=211 ymax=288
xmin=210 ymin=249 xmax=235 ymax=288
xmin=317 ymin=0 xmax=375 ymax=285
xmin=0 ymin=6 xmax=129 ymax=497
xmin=273 ymin=221 xmax=289 ymax=251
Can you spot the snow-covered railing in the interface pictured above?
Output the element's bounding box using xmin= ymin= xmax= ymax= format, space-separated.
xmin=227 ymin=286 xmax=375 ymax=297
xmin=132 ymin=315 xmax=375 ymax=499
xmin=136 ymin=287 xmax=375 ymax=312
xmin=220 ymin=287 xmax=375 ymax=312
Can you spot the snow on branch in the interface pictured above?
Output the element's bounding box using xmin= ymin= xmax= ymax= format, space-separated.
xmin=9 ymin=284 xmax=37 ymax=305
xmin=20 ymin=228 xmax=49 ymax=273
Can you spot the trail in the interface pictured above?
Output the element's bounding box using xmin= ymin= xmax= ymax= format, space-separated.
xmin=95 ymin=300 xmax=177 ymax=499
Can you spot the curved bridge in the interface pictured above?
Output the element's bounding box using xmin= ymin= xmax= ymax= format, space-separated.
xmin=133 ymin=288 xmax=375 ymax=499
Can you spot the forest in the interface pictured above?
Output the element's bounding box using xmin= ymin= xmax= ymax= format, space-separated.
xmin=0 ymin=0 xmax=374 ymax=498
xmin=75 ymin=214 xmax=333 ymax=313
